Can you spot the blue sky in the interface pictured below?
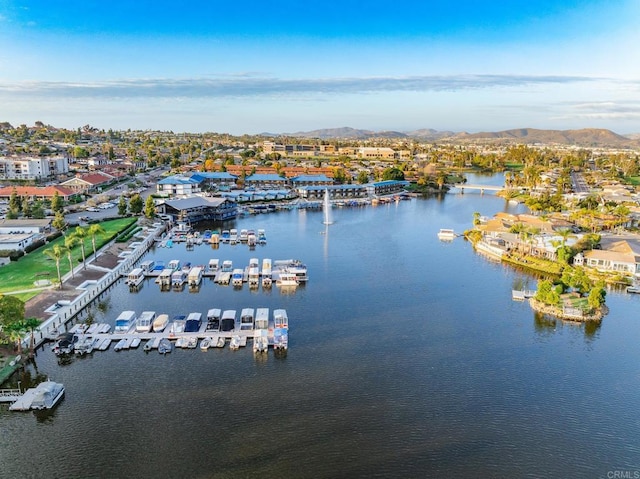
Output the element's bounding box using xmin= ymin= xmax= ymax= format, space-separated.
xmin=0 ymin=0 xmax=639 ymax=134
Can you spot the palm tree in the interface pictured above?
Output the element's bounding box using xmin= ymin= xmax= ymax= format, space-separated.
xmin=87 ymin=224 xmax=106 ymax=261
xmin=23 ymin=317 xmax=40 ymax=357
xmin=64 ymin=235 xmax=78 ymax=279
xmin=43 ymin=244 xmax=67 ymax=289
xmin=73 ymin=226 xmax=89 ymax=269
xmin=5 ymin=321 xmax=26 ymax=354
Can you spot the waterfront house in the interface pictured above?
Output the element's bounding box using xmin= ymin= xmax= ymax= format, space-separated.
xmin=583 ymin=240 xmax=640 ymax=276
xmin=60 ymin=171 xmax=115 ymax=195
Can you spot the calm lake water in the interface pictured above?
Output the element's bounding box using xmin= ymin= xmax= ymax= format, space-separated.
xmin=1 ymin=173 xmax=639 ymax=478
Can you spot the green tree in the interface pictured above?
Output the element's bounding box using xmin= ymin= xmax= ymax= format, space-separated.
xmin=23 ymin=317 xmax=40 ymax=357
xmin=72 ymin=227 xmax=89 ymax=269
xmin=4 ymin=321 xmax=26 ymax=354
xmin=118 ymin=195 xmax=128 ymax=216
xmin=31 ymin=201 xmax=45 ymax=219
xmin=588 ymin=284 xmax=607 ymax=309
xmin=356 ymin=171 xmax=369 ymax=184
xmin=129 ymin=194 xmax=143 ymax=215
xmin=0 ymin=295 xmax=25 ymax=334
xmin=144 ymin=195 xmax=156 ymax=219
xmin=21 ymin=196 xmax=32 ymax=217
xmin=87 ymin=224 xmax=106 ymax=261
xmin=52 ymin=211 xmax=67 ymax=233
xmin=64 ymin=235 xmax=78 ymax=279
xmin=381 ymin=167 xmax=405 ymax=181
xmin=43 ymin=244 xmax=67 ymax=289
xmin=9 ymin=188 xmax=20 ymax=214
xmin=51 ymin=191 xmax=63 ymax=214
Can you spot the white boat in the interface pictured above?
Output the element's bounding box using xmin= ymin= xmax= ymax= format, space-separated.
xmin=275 ymin=272 xmax=299 ymax=287
xmin=98 ymin=338 xmax=111 ymax=351
xmin=156 ymin=268 xmax=173 ymax=286
xmin=125 ymin=267 xmax=145 ymax=287
xmin=158 ymin=338 xmax=173 ymax=354
xmin=188 ymin=266 xmax=203 ymax=287
xmin=130 ymin=337 xmax=141 ymax=349
xmin=239 ymin=229 xmax=248 ymax=242
xmin=136 ymin=311 xmax=156 ymax=333
xmin=167 ymin=259 xmax=181 ymax=271
xmin=274 ymin=259 xmax=308 ymax=282
xmin=240 ymin=308 xmax=255 ymax=330
xmin=169 ymin=315 xmax=186 ymax=334
xmin=229 ymin=336 xmax=241 ymax=350
xmin=213 ymin=337 xmax=225 ymax=348
xmin=274 ymin=328 xmax=288 ymax=351
xmin=273 ymin=309 xmax=289 ymax=329
xmin=114 ymin=338 xmax=130 ymax=351
xmin=208 ymin=259 xmax=219 ymax=273
xmin=200 ymin=337 xmax=212 ymax=350
xmin=255 ymin=308 xmax=269 ymax=331
xmin=248 ymin=267 xmax=260 ymax=286
xmin=143 ymin=337 xmax=161 ymax=352
xmin=140 ymin=260 xmax=155 ymax=273
xmin=221 ymin=260 xmax=233 ymax=272
xmin=175 ymin=337 xmax=188 ymax=348
xmin=153 ymin=314 xmax=170 ymax=332
xmin=253 ymin=330 xmax=269 ymax=353
xmin=437 ymin=228 xmax=456 ymax=241
xmin=232 ymin=268 xmax=244 ymax=286
xmin=9 ymin=380 xmax=65 ymax=411
xmin=229 ymin=228 xmax=238 ymax=244
xmin=114 ymin=310 xmax=137 ymax=334
xmin=186 ymin=337 xmax=198 ymax=349
xmin=626 ymin=284 xmax=640 ymax=294
xmin=257 ymin=229 xmax=267 ymax=244
xmin=171 ymin=270 xmax=187 ymax=289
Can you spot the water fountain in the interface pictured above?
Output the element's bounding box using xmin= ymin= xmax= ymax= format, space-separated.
xmin=322 ymin=189 xmax=334 ymax=225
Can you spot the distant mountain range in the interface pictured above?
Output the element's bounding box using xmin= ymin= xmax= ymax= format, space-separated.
xmin=264 ymin=127 xmax=640 ymax=147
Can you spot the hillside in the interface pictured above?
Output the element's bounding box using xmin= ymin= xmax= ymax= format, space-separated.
xmin=452 ymin=128 xmax=638 ymax=147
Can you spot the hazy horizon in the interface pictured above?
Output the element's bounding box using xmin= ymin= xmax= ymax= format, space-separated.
xmin=1 ymin=1 xmax=639 ymax=135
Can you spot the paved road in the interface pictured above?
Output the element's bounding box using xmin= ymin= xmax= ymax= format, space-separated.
xmin=571 ymin=171 xmax=590 ymax=194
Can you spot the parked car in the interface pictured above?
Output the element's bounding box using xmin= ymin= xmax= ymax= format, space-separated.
xmin=86 ymin=207 xmax=99 ymax=212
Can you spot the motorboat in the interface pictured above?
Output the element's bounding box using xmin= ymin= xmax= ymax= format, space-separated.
xmin=257 ymin=229 xmax=267 ymax=244
xmin=186 ymin=337 xmax=198 ymax=349
xmin=74 ymin=335 xmax=95 ymax=356
xmin=220 ymin=310 xmax=236 ymax=332
xmin=153 ymin=314 xmax=170 ymax=332
xmin=232 ymin=269 xmax=244 ymax=286
xmin=274 ymin=328 xmax=288 ymax=351
xmin=229 ymin=336 xmax=241 ymax=350
xmin=9 ymin=380 xmax=65 ymax=411
xmin=130 ymin=337 xmax=141 ymax=349
xmin=253 ymin=330 xmax=269 ymax=353
xmin=275 ymin=272 xmax=299 ymax=287
xmin=213 ymin=337 xmax=225 ymax=348
xmin=208 ymin=259 xmax=219 ymax=273
xmin=171 ymin=270 xmax=187 ymax=290
xmin=114 ymin=311 xmax=137 ymax=334
xmin=52 ymin=332 xmax=78 ymax=356
xmin=125 ymin=267 xmax=144 ymax=287
xmin=200 ymin=337 xmax=212 ymax=350
xmin=136 ymin=311 xmax=156 ymax=333
xmin=273 ymin=309 xmax=289 ymax=329
xmin=221 ymin=260 xmax=233 ymax=272
xmin=114 ymin=338 xmax=131 ymax=351
xmin=184 ymin=312 xmax=202 ymax=333
xmin=158 ymin=338 xmax=173 ymax=354
xmin=168 ymin=315 xmax=186 ymax=334
xmin=437 ymin=228 xmax=456 ymax=241
xmin=254 ymin=308 xmax=269 ymax=331
xmin=240 ymin=308 xmax=255 ymax=330
xmin=206 ymin=308 xmax=221 ymax=331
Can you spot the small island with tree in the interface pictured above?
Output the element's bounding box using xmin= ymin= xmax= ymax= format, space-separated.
xmin=530 ymin=266 xmax=608 ymax=322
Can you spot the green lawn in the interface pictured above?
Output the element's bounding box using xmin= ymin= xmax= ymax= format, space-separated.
xmin=624 ymin=176 xmax=640 ymax=186
xmin=0 ymin=218 xmax=137 ymax=295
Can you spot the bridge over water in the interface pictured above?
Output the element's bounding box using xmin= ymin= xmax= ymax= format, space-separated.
xmin=452 ymin=183 xmax=503 ymax=193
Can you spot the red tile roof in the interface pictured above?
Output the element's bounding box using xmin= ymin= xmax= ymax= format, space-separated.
xmin=0 ymin=185 xmax=76 ymax=198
